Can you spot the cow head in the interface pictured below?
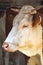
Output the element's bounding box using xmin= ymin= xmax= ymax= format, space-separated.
xmin=2 ymin=5 xmax=42 ymax=56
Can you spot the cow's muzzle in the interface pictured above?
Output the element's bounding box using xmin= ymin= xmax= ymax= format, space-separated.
xmin=2 ymin=42 xmax=9 ymax=51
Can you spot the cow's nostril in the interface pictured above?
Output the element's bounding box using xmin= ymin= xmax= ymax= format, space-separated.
xmin=2 ymin=42 xmax=9 ymax=49
xmin=5 ymin=44 xmax=9 ymax=48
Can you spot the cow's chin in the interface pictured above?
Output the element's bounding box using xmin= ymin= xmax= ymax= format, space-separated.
xmin=5 ymin=47 xmax=16 ymax=52
xmin=5 ymin=48 xmax=15 ymax=52
xmin=7 ymin=44 xmax=18 ymax=52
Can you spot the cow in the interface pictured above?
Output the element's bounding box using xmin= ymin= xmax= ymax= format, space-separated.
xmin=2 ymin=5 xmax=42 ymax=65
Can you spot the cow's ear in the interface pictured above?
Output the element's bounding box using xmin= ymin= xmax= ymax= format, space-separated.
xmin=32 ymin=12 xmax=42 ymax=27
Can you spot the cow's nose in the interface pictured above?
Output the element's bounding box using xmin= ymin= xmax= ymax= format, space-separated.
xmin=2 ymin=42 xmax=9 ymax=51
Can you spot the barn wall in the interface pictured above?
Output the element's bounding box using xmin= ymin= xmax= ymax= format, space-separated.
xmin=0 ymin=12 xmax=6 ymax=34
xmin=10 ymin=0 xmax=41 ymax=7
xmin=0 ymin=0 xmax=42 ymax=10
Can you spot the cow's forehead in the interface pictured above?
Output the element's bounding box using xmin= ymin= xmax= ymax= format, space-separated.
xmin=13 ymin=5 xmax=36 ymax=26
xmin=20 ymin=5 xmax=35 ymax=13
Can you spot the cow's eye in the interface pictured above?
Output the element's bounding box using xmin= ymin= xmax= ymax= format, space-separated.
xmin=22 ymin=25 xmax=28 ymax=29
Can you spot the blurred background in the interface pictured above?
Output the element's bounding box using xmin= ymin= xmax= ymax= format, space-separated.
xmin=0 ymin=0 xmax=43 ymax=65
